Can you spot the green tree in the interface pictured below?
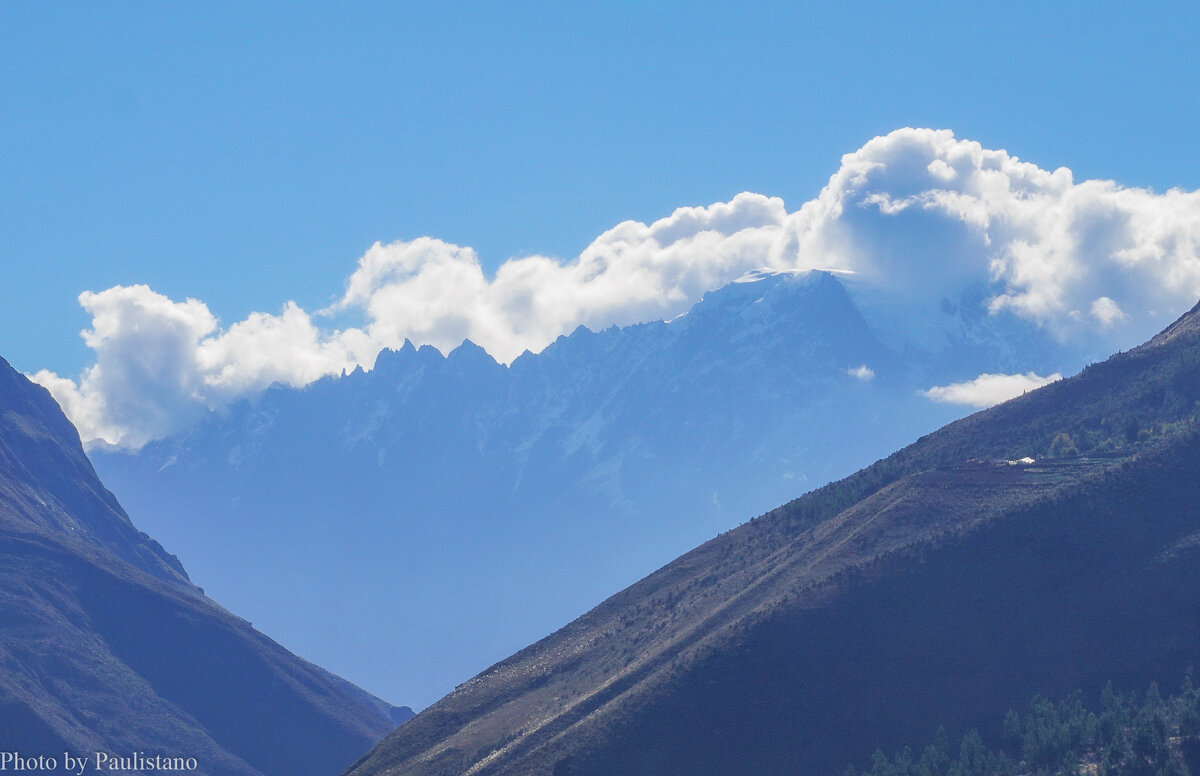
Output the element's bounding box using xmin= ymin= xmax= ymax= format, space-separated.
xmin=1049 ymin=432 xmax=1078 ymax=457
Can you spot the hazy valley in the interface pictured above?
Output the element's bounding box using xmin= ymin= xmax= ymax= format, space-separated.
xmin=88 ymin=269 xmax=1092 ymax=706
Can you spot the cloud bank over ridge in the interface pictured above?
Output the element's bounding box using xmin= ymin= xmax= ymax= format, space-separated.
xmin=34 ymin=128 xmax=1200 ymax=449
xmin=923 ymin=372 xmax=1065 ymax=408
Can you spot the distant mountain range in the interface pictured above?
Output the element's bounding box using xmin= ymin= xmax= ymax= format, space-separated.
xmin=0 ymin=356 xmax=411 ymax=776
xmin=344 ymin=297 xmax=1200 ymax=775
xmin=89 ymin=269 xmax=1100 ymax=706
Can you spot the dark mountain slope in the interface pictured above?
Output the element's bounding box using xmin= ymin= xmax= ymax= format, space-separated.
xmin=0 ymin=357 xmax=186 ymax=583
xmin=347 ymin=301 xmax=1200 ymax=776
xmin=0 ymin=356 xmax=407 ymax=776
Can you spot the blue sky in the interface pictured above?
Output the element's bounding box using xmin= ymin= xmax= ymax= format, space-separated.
xmin=3 ymin=1 xmax=1198 ymax=379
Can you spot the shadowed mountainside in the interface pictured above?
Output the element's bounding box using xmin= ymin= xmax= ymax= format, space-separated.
xmin=0 ymin=356 xmax=411 ymax=776
xmin=347 ymin=302 xmax=1200 ymax=776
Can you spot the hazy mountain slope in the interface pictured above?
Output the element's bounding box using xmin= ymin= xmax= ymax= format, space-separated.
xmin=346 ymin=301 xmax=1200 ymax=776
xmin=0 ymin=355 xmax=408 ymax=776
xmin=92 ymin=270 xmax=1056 ymax=705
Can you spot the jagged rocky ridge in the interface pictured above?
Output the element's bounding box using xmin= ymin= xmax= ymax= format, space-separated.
xmin=0 ymin=356 xmax=411 ymax=776
xmin=91 ymin=270 xmax=1078 ymax=705
xmin=344 ymin=300 xmax=1200 ymax=776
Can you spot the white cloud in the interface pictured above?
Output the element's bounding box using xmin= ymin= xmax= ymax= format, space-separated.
xmin=33 ymin=286 xmax=367 ymax=449
xmin=326 ymin=199 xmax=803 ymax=361
xmin=1090 ymin=296 xmax=1126 ymax=326
xmin=32 ymin=128 xmax=1200 ymax=448
xmin=846 ymin=365 xmax=875 ymax=380
xmin=922 ymin=372 xmax=1064 ymax=408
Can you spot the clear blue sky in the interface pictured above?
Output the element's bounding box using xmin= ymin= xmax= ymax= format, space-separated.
xmin=2 ymin=0 xmax=1198 ymax=377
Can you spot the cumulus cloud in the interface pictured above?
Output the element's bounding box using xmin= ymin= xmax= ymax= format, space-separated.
xmin=846 ymin=365 xmax=875 ymax=380
xmin=32 ymin=286 xmax=371 ymax=448
xmin=32 ymin=128 xmax=1200 ymax=448
xmin=922 ymin=372 xmax=1064 ymax=408
xmin=1090 ymin=296 xmax=1127 ymax=326
xmin=324 ymin=198 xmax=806 ymax=361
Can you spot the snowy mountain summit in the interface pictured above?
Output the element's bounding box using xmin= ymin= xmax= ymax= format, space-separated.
xmin=90 ymin=269 xmax=1090 ymax=706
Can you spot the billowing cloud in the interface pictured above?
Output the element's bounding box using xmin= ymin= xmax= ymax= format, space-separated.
xmin=922 ymin=372 xmax=1064 ymax=408
xmin=31 ymin=286 xmax=372 ymax=448
xmin=1090 ymin=296 xmax=1126 ymax=326
xmin=326 ymin=199 xmax=806 ymax=361
xmin=32 ymin=129 xmax=1200 ymax=448
xmin=846 ymin=365 xmax=875 ymax=381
